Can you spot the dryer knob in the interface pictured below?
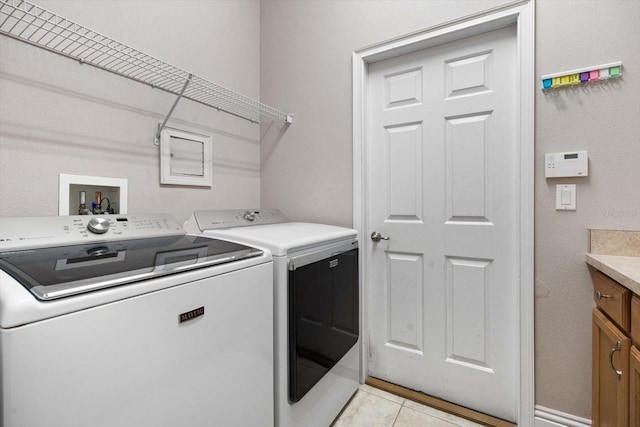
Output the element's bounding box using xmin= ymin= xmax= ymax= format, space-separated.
xmin=87 ymin=217 xmax=110 ymax=234
xmin=242 ymin=211 xmax=256 ymax=221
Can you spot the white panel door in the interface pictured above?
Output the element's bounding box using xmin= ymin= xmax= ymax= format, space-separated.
xmin=367 ymin=25 xmax=518 ymax=421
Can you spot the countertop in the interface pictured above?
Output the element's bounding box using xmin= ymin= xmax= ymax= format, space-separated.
xmin=586 ymin=253 xmax=640 ymax=295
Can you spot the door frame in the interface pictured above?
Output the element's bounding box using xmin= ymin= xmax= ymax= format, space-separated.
xmin=352 ymin=1 xmax=535 ymax=425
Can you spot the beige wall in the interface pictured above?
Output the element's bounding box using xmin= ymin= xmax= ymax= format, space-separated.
xmin=261 ymin=0 xmax=640 ymax=419
xmin=0 ymin=0 xmax=261 ymax=221
xmin=534 ymin=0 xmax=640 ymax=416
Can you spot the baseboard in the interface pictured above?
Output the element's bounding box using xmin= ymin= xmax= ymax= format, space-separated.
xmin=534 ymin=405 xmax=592 ymax=427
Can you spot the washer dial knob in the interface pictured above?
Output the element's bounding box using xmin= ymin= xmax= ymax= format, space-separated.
xmin=87 ymin=217 xmax=110 ymax=234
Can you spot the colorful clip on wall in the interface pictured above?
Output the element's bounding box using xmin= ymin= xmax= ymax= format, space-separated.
xmin=541 ymin=61 xmax=622 ymax=90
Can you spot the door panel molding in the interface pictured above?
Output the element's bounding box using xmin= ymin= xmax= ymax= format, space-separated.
xmin=385 ymin=251 xmax=424 ymax=353
xmin=352 ymin=1 xmax=534 ymax=425
xmin=384 ymin=122 xmax=424 ymax=221
xmin=445 ymin=256 xmax=493 ymax=371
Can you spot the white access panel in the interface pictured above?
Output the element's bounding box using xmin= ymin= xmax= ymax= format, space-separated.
xmin=0 ymin=263 xmax=274 ymax=427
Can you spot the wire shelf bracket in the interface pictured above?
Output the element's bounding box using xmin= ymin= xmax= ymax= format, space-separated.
xmin=154 ymin=74 xmax=192 ymax=146
xmin=0 ymin=0 xmax=294 ymax=133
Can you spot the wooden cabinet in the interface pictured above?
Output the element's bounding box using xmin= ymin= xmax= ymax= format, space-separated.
xmin=593 ymin=270 xmax=631 ymax=330
xmin=632 ymin=296 xmax=640 ymax=347
xmin=593 ymin=308 xmax=630 ymax=426
xmin=591 ymin=270 xmax=639 ymax=427
xmin=631 ymin=346 xmax=640 ymax=426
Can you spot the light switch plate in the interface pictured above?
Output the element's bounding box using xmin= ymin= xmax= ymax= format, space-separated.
xmin=556 ymin=184 xmax=576 ymax=210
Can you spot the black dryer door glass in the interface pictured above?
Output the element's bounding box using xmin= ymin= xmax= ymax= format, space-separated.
xmin=288 ymin=247 xmax=359 ymax=402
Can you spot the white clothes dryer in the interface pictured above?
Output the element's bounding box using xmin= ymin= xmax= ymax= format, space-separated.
xmin=0 ymin=214 xmax=274 ymax=427
xmin=185 ymin=209 xmax=360 ymax=427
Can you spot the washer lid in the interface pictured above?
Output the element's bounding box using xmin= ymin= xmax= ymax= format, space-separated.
xmin=0 ymin=235 xmax=262 ymax=300
xmin=204 ymin=222 xmax=357 ymax=256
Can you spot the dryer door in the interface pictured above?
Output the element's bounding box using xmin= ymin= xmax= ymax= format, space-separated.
xmin=288 ymin=244 xmax=359 ymax=403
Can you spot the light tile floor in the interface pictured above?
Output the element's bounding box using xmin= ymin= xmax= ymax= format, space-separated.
xmin=332 ymin=385 xmax=484 ymax=427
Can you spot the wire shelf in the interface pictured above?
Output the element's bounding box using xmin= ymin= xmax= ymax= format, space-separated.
xmin=0 ymin=0 xmax=293 ymax=124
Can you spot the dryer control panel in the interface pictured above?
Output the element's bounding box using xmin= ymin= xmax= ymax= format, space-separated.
xmin=187 ymin=209 xmax=290 ymax=231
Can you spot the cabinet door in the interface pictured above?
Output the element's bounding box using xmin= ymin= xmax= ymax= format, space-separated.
xmin=593 ymin=270 xmax=631 ymax=331
xmin=632 ymin=296 xmax=640 ymax=347
xmin=631 ymin=346 xmax=640 ymax=427
xmin=593 ymin=308 xmax=630 ymax=427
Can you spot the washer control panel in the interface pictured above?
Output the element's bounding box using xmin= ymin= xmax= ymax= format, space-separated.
xmin=188 ymin=209 xmax=289 ymax=231
xmin=0 ymin=214 xmax=185 ymax=251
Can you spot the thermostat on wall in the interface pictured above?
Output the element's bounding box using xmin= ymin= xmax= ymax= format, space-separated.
xmin=545 ymin=151 xmax=588 ymax=178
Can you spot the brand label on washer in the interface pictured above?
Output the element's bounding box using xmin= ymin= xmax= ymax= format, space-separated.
xmin=329 ymin=259 xmax=339 ymax=268
xmin=179 ymin=306 xmax=205 ymax=323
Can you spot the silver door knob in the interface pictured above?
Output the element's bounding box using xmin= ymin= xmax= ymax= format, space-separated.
xmin=371 ymin=231 xmax=390 ymax=242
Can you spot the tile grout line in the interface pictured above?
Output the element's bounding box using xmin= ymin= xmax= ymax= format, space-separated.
xmin=388 ymin=391 xmax=474 ymax=427
xmin=361 ymin=387 xmax=407 ymax=427
xmin=343 ymin=386 xmax=477 ymax=427
xmin=390 ymin=398 xmax=405 ymax=427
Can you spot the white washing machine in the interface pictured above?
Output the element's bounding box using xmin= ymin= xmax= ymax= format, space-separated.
xmin=0 ymin=214 xmax=274 ymax=427
xmin=185 ymin=209 xmax=360 ymax=427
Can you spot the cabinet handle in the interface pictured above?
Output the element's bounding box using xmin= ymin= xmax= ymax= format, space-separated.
xmin=608 ymin=341 xmax=623 ymax=380
xmin=596 ymin=291 xmax=611 ymax=300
